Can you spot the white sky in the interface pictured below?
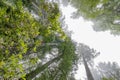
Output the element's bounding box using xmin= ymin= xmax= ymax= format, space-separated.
xmin=60 ymin=5 xmax=120 ymax=80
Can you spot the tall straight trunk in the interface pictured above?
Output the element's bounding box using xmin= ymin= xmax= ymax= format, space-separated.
xmin=25 ymin=54 xmax=63 ymax=80
xmin=83 ymin=56 xmax=94 ymax=80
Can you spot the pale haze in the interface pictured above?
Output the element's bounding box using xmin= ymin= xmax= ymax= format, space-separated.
xmin=60 ymin=5 xmax=120 ymax=79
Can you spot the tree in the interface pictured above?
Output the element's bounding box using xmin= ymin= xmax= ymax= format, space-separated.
xmin=89 ymin=62 xmax=120 ymax=80
xmin=0 ymin=0 xmax=77 ymax=79
xmin=76 ymin=43 xmax=100 ymax=80
xmin=23 ymin=37 xmax=76 ymax=80
xmin=70 ymin=0 xmax=120 ymax=35
xmin=25 ymin=54 xmax=63 ymax=79
xmin=70 ymin=0 xmax=101 ymax=19
xmin=0 ymin=0 xmax=41 ymax=79
xmin=97 ymin=62 xmax=120 ymax=80
xmin=92 ymin=0 xmax=120 ymax=35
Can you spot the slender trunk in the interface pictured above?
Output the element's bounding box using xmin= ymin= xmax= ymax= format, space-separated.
xmin=83 ymin=56 xmax=94 ymax=80
xmin=24 ymin=54 xmax=63 ymax=80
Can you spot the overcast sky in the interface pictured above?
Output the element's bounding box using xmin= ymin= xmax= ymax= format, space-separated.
xmin=60 ymin=5 xmax=120 ymax=80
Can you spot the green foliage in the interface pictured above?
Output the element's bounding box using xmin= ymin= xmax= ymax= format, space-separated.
xmin=70 ymin=0 xmax=120 ymax=35
xmin=1 ymin=55 xmax=25 ymax=79
xmin=92 ymin=0 xmax=120 ymax=35
xmin=70 ymin=0 xmax=101 ymax=19
xmin=0 ymin=0 xmax=77 ymax=79
xmin=59 ymin=38 xmax=76 ymax=74
xmin=0 ymin=0 xmax=40 ymax=79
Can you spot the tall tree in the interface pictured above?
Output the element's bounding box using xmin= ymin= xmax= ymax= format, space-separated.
xmin=25 ymin=54 xmax=63 ymax=79
xmin=24 ymin=37 xmax=76 ymax=80
xmin=76 ymin=43 xmax=100 ymax=80
xmin=0 ymin=0 xmax=77 ymax=79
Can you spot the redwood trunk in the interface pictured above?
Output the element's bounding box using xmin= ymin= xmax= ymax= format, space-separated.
xmin=25 ymin=54 xmax=63 ymax=80
xmin=83 ymin=56 xmax=94 ymax=80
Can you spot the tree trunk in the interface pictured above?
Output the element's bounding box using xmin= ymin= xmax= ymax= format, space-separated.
xmin=83 ymin=56 xmax=94 ymax=80
xmin=24 ymin=54 xmax=63 ymax=80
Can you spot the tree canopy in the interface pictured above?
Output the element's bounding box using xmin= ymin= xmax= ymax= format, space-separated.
xmin=0 ymin=0 xmax=77 ymax=79
xmin=70 ymin=0 xmax=120 ymax=35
